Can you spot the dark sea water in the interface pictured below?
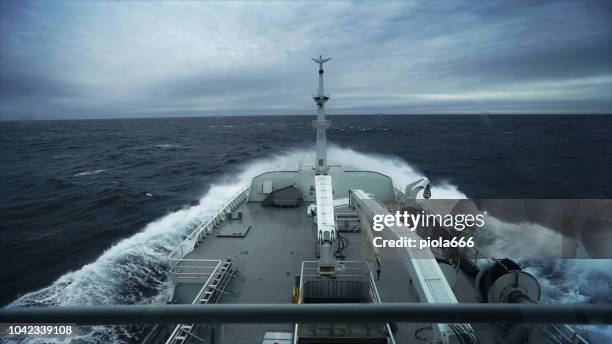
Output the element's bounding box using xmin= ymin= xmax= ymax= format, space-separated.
xmin=1 ymin=115 xmax=611 ymax=342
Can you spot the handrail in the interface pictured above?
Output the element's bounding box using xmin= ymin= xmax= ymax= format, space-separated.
xmin=368 ymin=269 xmax=397 ymax=344
xmin=165 ymin=258 xmax=237 ymax=344
xmin=168 ymin=184 xmax=250 ymax=261
xmin=165 ymin=260 xmax=223 ymax=344
xmin=298 ymin=161 xmax=356 ymax=170
xmin=2 ymin=303 xmax=611 ymax=325
xmin=542 ymin=323 xmax=590 ymax=344
xmin=168 ymin=258 xmax=223 ymax=282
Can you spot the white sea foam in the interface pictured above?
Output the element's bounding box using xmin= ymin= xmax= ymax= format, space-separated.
xmin=476 ymin=216 xmax=563 ymax=259
xmin=524 ymin=260 xmax=612 ymax=343
xmin=8 ymin=145 xmax=610 ymax=342
xmin=73 ymin=169 xmax=107 ymax=177
xmin=153 ymin=144 xmax=182 ymax=149
xmin=326 ymin=146 xmax=466 ymax=199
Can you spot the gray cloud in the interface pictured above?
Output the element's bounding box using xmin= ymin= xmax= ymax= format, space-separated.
xmin=0 ymin=71 xmax=87 ymax=98
xmin=0 ymin=0 xmax=610 ymax=120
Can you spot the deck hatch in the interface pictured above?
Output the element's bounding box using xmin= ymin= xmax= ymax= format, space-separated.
xmin=216 ymin=224 xmax=251 ymax=237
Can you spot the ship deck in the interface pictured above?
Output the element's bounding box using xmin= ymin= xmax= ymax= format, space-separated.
xmin=174 ymin=202 xmax=420 ymax=342
xmin=166 ymin=201 xmax=549 ymax=344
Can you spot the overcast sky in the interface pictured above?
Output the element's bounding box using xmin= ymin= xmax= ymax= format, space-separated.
xmin=1 ymin=0 xmax=611 ymax=120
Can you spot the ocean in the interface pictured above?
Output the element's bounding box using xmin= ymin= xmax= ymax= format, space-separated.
xmin=1 ymin=115 xmax=611 ymax=343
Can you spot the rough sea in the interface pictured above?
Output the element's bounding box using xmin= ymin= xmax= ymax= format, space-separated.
xmin=1 ymin=115 xmax=611 ymax=343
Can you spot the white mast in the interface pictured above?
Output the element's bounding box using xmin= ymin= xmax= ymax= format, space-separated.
xmin=312 ymin=55 xmax=331 ymax=175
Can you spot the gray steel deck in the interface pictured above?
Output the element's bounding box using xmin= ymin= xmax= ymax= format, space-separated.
xmin=171 ymin=202 xmax=405 ymax=342
xmin=164 ymin=198 xmax=552 ymax=344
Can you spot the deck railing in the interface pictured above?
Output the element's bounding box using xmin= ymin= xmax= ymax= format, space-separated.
xmin=297 ymin=261 xmax=397 ymax=344
xmin=541 ymin=323 xmax=590 ymax=344
xmin=165 ymin=258 xmax=236 ymax=344
xmin=168 ymin=258 xmax=223 ymax=283
xmin=169 ymin=184 xmax=250 ymax=262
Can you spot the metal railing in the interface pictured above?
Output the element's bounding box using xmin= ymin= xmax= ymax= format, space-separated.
xmin=335 ymin=212 xmax=360 ymax=232
xmin=169 ymin=185 xmax=250 ymax=261
xmin=297 ymin=161 xmax=356 ymax=170
xmin=367 ymin=269 xmax=397 ymax=344
xmin=542 ymin=324 xmax=590 ymax=344
xmin=168 ymin=258 xmax=223 ymax=283
xmin=296 ymin=261 xmax=397 ymax=344
xmin=300 ymin=261 xmax=368 ymax=283
xmin=165 ymin=258 xmax=237 ymax=344
xmin=3 ymin=303 xmax=611 ymax=325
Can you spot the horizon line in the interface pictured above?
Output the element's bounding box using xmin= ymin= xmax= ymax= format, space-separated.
xmin=2 ymin=112 xmax=612 ymax=122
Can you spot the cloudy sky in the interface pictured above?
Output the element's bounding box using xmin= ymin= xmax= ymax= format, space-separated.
xmin=1 ymin=0 xmax=611 ymax=120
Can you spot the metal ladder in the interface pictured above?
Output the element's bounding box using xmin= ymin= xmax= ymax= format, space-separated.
xmin=166 ymin=257 xmax=236 ymax=344
xmin=194 ymin=258 xmax=234 ymax=306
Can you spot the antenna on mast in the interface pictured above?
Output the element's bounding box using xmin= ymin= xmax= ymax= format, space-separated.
xmin=312 ymin=55 xmax=332 ymax=175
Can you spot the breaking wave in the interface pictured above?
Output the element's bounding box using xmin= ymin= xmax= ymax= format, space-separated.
xmin=524 ymin=260 xmax=612 ymax=343
xmin=476 ymin=216 xmax=564 ymax=259
xmin=6 ymin=146 xmax=609 ymax=343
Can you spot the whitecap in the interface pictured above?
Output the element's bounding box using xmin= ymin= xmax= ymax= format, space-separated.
xmin=153 ymin=144 xmax=181 ymax=149
xmin=73 ymin=169 xmax=106 ymax=177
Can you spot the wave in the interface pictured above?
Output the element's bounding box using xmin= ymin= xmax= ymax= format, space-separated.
xmin=326 ymin=146 xmax=466 ymax=199
xmin=7 ymin=145 xmax=609 ymax=342
xmin=476 ymin=216 xmax=563 ymax=259
xmin=525 ymin=260 xmax=612 ymax=343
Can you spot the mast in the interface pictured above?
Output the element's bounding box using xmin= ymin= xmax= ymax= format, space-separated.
xmin=312 ymin=55 xmax=331 ymax=175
